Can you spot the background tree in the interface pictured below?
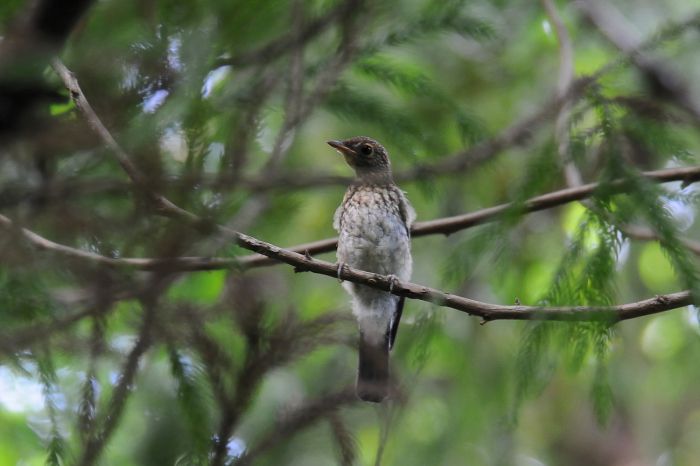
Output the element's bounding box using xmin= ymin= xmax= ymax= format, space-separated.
xmin=1 ymin=0 xmax=700 ymax=465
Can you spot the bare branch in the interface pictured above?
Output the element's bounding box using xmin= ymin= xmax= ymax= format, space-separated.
xmin=0 ymin=212 xmax=243 ymax=272
xmin=541 ymin=0 xmax=574 ymax=98
xmin=233 ymin=238 xmax=695 ymax=322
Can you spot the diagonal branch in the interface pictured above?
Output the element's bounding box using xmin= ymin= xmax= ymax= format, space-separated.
xmin=4 ymin=179 xmax=695 ymax=321
xmin=51 ymin=58 xmax=147 ymax=186
xmin=226 ymin=235 xmax=696 ymax=322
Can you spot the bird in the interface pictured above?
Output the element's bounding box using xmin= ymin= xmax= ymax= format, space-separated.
xmin=327 ymin=136 xmax=415 ymax=403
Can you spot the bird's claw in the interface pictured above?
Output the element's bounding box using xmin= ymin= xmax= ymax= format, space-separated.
xmin=387 ymin=274 xmax=400 ymax=293
xmin=337 ymin=262 xmax=347 ymax=283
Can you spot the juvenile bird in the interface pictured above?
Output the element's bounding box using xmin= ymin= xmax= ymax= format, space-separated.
xmin=328 ymin=136 xmax=415 ymax=403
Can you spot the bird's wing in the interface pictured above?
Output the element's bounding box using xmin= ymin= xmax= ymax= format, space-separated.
xmin=399 ymin=194 xmax=417 ymax=236
xmin=333 ymin=204 xmax=343 ymax=232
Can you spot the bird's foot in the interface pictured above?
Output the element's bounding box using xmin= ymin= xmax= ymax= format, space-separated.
xmin=387 ymin=274 xmax=400 ymax=293
xmin=337 ymin=262 xmax=348 ymax=283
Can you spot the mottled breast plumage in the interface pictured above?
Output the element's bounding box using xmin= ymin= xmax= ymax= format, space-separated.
xmin=334 ymin=183 xmax=415 ymax=280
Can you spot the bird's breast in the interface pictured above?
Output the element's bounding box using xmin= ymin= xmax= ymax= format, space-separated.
xmin=336 ymin=185 xmax=412 ymax=279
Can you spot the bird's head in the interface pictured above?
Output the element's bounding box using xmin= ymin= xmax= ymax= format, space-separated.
xmin=327 ymin=136 xmax=392 ymax=182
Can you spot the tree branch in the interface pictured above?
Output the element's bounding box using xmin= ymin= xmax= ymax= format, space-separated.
xmin=0 ymin=213 xmax=243 ymax=272
xmin=233 ymin=83 xmax=578 ymax=192
xmin=219 ymin=12 xmax=700 ymax=193
xmin=231 ymin=238 xmax=696 ymax=322
xmin=621 ymin=224 xmax=700 ymax=256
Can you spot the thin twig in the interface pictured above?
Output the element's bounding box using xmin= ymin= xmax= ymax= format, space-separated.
xmin=0 ymin=212 xmax=244 ymax=271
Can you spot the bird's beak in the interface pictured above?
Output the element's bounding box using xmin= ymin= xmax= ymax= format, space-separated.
xmin=327 ymin=140 xmax=356 ymax=156
xmin=328 ymin=140 xmax=357 ymax=169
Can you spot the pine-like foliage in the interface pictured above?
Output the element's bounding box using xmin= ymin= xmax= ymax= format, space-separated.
xmin=1 ymin=0 xmax=700 ymax=464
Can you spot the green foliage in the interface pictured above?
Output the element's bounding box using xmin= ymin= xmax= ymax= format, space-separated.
xmin=2 ymin=0 xmax=700 ymax=464
xmin=514 ymin=211 xmax=620 ymax=425
xmin=36 ymin=353 xmax=68 ymax=466
xmin=169 ymin=348 xmax=211 ymax=461
xmin=444 ymin=139 xmax=560 ymax=286
xmin=0 ymin=268 xmax=55 ymax=325
xmin=324 ymin=84 xmax=427 ymax=155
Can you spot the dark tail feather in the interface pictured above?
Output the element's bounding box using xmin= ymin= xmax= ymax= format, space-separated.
xmin=389 ymin=296 xmax=405 ymax=351
xmin=356 ymin=330 xmax=389 ymax=403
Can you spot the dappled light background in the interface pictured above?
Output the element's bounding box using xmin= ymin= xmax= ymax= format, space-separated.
xmin=2 ymin=0 xmax=700 ymax=465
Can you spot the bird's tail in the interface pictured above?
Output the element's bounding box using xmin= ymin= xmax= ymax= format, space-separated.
xmin=357 ymin=329 xmax=389 ymax=403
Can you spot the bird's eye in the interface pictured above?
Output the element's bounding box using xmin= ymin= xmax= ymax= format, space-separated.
xmin=360 ymin=144 xmax=373 ymax=156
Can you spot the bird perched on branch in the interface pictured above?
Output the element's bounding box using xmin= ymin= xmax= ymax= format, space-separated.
xmin=328 ymin=136 xmax=415 ymax=403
